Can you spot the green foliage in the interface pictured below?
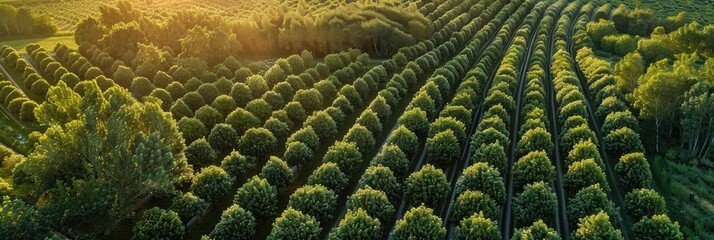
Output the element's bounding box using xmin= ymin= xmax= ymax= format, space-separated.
xmin=605 ymin=127 xmax=644 ymax=158
xmin=208 ymin=123 xmax=238 ymax=154
xmin=211 ymin=95 xmax=237 ymax=116
xmin=347 ymin=187 xmax=395 ymax=223
xmin=170 ymin=192 xmax=208 ymax=223
xmin=329 ymin=208 xmax=382 ymax=240
xmin=21 ymin=81 xmax=189 ymax=227
xmin=294 ymin=89 xmax=324 ymax=113
xmin=260 ymin=156 xmax=293 ymax=189
xmin=568 ymin=184 xmax=620 ymax=228
xmin=237 ymin=128 xmax=276 ymax=159
xmin=288 ymin=184 xmax=338 ymax=222
xmin=284 ymin=101 xmax=307 ymax=124
xmin=513 ymin=181 xmax=557 ymax=227
xmin=213 ymin=204 xmax=256 ymax=240
xmin=288 ymin=127 xmax=320 ymax=151
xmin=344 ymin=124 xmax=375 ymax=156
xmin=263 ymin=117 xmax=290 ymax=141
xmin=386 ymin=126 xmax=419 ymax=158
xmin=573 ymin=211 xmax=623 ymax=240
xmin=516 ymin=127 xmax=553 ymax=156
xmin=405 ymin=164 xmax=449 ymax=208
xmin=472 ymin=141 xmax=507 ymax=174
xmin=512 ymin=151 xmax=555 ymax=189
xmin=359 ymin=165 xmax=400 ymax=203
xmin=409 ymin=92 xmax=436 ymax=118
xmin=186 ymin=138 xmax=216 ymax=168
xmin=0 ymin=196 xmax=50 ymax=239
xmin=372 ymin=145 xmax=409 ymax=180
xmin=305 ymin=111 xmax=337 ymax=141
xmin=245 ymin=99 xmax=273 ymax=121
xmin=450 ymin=190 xmax=499 ymax=224
xmin=132 ymin=207 xmax=184 ymax=240
xmin=323 ymin=141 xmax=362 ymax=173
xmin=225 ymin=108 xmax=261 ymax=136
xmin=624 ymin=188 xmax=666 ymax=220
xmin=454 ymin=212 xmax=500 ymax=240
xmin=191 ymin=166 xmax=231 ymax=204
xmin=564 ymin=159 xmax=609 ymax=196
xmin=511 ymin=220 xmax=559 ymax=240
xmin=235 ymin=177 xmax=278 ymax=219
xmin=284 ymin=141 xmax=313 ymax=167
xmin=615 ymin=152 xmax=653 ymax=190
xmin=267 ymin=208 xmax=321 ymax=240
xmin=308 ymin=163 xmax=347 ymax=193
xmin=427 ymin=129 xmax=461 ymax=167
xmin=391 ymin=205 xmax=445 ymax=240
xmin=456 ymin=163 xmax=505 ymax=205
xmin=398 ymin=108 xmax=429 ymax=138
xmin=633 ymin=214 xmax=683 ymax=240
xmin=221 ymin=151 xmax=254 ymax=179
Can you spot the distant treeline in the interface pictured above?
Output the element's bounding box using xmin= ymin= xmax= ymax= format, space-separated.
xmin=0 ymin=4 xmax=57 ymax=38
xmin=75 ymin=0 xmax=432 ymax=64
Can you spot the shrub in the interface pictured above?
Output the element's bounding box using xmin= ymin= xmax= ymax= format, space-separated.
xmin=181 ymin=91 xmax=206 ymax=112
xmin=170 ymin=192 xmax=209 ymax=222
xmin=208 ymin=123 xmax=238 ymax=154
xmin=307 ymin=163 xmax=347 ymax=193
xmin=288 ymin=184 xmax=338 ymax=222
xmin=178 ymin=117 xmax=206 ymax=144
xmin=357 ymin=109 xmax=383 ymax=135
xmin=512 ymin=151 xmax=555 ymax=190
xmin=260 ymin=156 xmax=293 ymax=189
xmin=212 ymin=95 xmax=237 ymax=116
xmin=564 ymin=159 xmax=609 ymax=196
xmin=328 ymin=208 xmax=382 ymax=240
xmin=186 ymin=138 xmax=216 ymax=168
xmin=429 ymin=117 xmax=466 ymax=143
xmin=225 ymin=108 xmax=261 ymax=136
xmin=130 ymin=76 xmax=155 ymax=99
xmin=516 ymin=127 xmax=553 ymax=156
xmin=263 ymin=117 xmax=290 ymax=141
xmin=284 ymin=101 xmax=307 ymax=123
xmin=454 ymin=212 xmax=500 ymax=240
xmin=323 ymin=141 xmax=362 ymax=173
xmin=513 ymin=181 xmax=557 ymax=227
xmin=605 ymin=127 xmax=644 ymax=158
xmin=193 ymin=106 xmax=224 ymax=131
xmin=372 ymin=145 xmax=409 ymax=179
xmin=359 ymin=165 xmax=401 ymax=202
xmin=624 ymin=188 xmax=666 ymax=220
xmin=471 ymin=141 xmax=507 ymax=174
xmin=615 ymin=152 xmax=653 ymax=190
xmin=213 ymin=204 xmax=256 ymax=240
xmin=344 ymin=124 xmax=375 ymax=156
xmin=512 ymin=220 xmax=559 ymax=239
xmin=235 ymin=177 xmax=278 ymax=219
xmin=391 ymin=205 xmax=445 ymax=240
xmin=405 ymin=164 xmax=449 ymax=208
xmin=237 ymin=128 xmax=276 ymax=159
xmin=449 ymin=190 xmax=499 ymax=224
xmin=575 ymin=212 xmax=625 ymax=240
xmin=132 ymin=207 xmax=184 ymax=240
xmin=245 ymin=99 xmax=273 ymax=121
xmin=284 ymin=141 xmax=313 ymax=167
xmin=386 ymin=126 xmax=418 ymax=158
xmin=305 ymin=111 xmax=337 ymax=141
xmin=347 ymin=187 xmax=395 ymax=223
xmin=633 ymin=214 xmax=683 ymax=240
xmin=427 ymin=129 xmax=460 ymax=167
xmin=568 ymin=184 xmax=619 ymax=227
xmin=294 ymin=89 xmax=324 ymax=113
xmin=221 ymin=151 xmax=254 ymax=179
xmin=191 ymin=166 xmax=231 ymax=204
xmin=287 ymin=127 xmax=320 ymax=151
xmin=230 ymin=82 xmax=252 ymax=107
xmin=266 ymin=208 xmax=321 ymax=240
xmin=456 ymin=163 xmax=505 ymax=205
xmin=398 ymin=108 xmax=429 ymax=138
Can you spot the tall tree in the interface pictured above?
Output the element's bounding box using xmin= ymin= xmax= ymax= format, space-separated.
xmin=16 ymin=81 xmax=189 ymax=229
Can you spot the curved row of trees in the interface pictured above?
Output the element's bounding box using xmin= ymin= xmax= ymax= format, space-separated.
xmin=547 ymin=2 xmax=624 ymax=237
xmin=573 ymin=8 xmax=683 ymax=239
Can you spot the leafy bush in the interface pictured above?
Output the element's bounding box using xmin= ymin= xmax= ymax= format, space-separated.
xmin=260 ymin=156 xmax=293 ymax=189
xmin=405 ymin=164 xmax=449 ymax=208
xmin=191 ymin=166 xmax=231 ymax=204
xmin=132 ymin=207 xmax=184 ymax=240
xmin=213 ymin=204 xmax=256 ymax=240
xmin=170 ymin=192 xmax=208 ymax=222
xmin=235 ymin=177 xmax=278 ymax=219
xmin=288 ymin=184 xmax=338 ymax=222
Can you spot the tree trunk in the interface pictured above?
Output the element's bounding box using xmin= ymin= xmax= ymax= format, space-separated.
xmin=656 ymin=118 xmax=662 ymax=153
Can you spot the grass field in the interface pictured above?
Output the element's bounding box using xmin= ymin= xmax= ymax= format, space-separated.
xmin=0 ymin=32 xmax=76 ymax=55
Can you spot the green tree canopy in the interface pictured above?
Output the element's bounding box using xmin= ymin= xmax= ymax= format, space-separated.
xmin=132 ymin=207 xmax=184 ymax=240
xmin=18 ymin=81 xmax=189 ymax=227
xmin=212 ymin=204 xmax=256 ymax=240
xmin=391 ymin=205 xmax=445 ymax=240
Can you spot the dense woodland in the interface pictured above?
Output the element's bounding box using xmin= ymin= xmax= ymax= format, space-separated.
xmin=0 ymin=0 xmax=711 ymax=239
